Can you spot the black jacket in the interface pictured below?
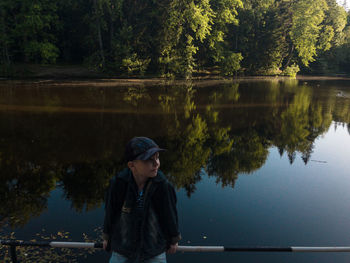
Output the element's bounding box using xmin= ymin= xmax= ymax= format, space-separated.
xmin=103 ymin=168 xmax=181 ymax=261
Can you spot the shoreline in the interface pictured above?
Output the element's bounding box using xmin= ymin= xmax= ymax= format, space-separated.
xmin=1 ymin=64 xmax=350 ymax=84
xmin=1 ymin=75 xmax=350 ymax=87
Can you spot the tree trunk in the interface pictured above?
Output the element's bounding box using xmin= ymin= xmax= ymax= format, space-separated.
xmin=3 ymin=43 xmax=10 ymax=64
xmin=110 ymin=15 xmax=114 ymax=52
xmin=0 ymin=18 xmax=11 ymax=64
xmin=97 ymin=22 xmax=105 ymax=67
xmin=235 ymin=33 xmax=238 ymax=50
xmin=283 ymin=44 xmax=294 ymax=70
xmin=93 ymin=0 xmax=105 ymax=68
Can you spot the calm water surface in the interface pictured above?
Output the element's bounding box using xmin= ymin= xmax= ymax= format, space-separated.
xmin=0 ymin=79 xmax=350 ymax=262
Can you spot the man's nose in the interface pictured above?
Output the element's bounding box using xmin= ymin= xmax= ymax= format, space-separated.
xmin=153 ymin=159 xmax=160 ymax=167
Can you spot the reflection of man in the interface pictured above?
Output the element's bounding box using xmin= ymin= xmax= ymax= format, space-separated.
xmin=103 ymin=137 xmax=181 ymax=263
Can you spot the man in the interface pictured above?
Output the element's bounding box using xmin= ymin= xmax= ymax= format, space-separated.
xmin=103 ymin=137 xmax=181 ymax=263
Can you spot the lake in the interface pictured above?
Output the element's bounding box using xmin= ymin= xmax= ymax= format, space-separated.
xmin=0 ymin=78 xmax=350 ymax=263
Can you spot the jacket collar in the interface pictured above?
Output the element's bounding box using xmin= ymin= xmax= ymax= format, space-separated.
xmin=117 ymin=168 xmax=166 ymax=183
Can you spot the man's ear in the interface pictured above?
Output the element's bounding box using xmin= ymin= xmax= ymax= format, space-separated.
xmin=127 ymin=161 xmax=134 ymax=169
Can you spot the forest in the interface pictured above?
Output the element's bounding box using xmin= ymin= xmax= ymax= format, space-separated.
xmin=1 ymin=0 xmax=350 ymax=78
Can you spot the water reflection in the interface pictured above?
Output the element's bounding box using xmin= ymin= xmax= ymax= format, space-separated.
xmin=0 ymin=79 xmax=349 ymax=227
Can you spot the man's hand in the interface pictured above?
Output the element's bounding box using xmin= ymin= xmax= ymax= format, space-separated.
xmin=167 ymin=242 xmax=178 ymax=254
xmin=103 ymin=240 xmax=108 ymax=251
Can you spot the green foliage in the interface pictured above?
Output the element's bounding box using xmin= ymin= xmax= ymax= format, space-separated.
xmin=281 ymin=64 xmax=300 ymax=77
xmin=121 ymin=53 xmax=151 ymax=75
xmin=323 ymin=0 xmax=347 ymax=46
xmin=257 ymin=65 xmax=282 ymax=76
xmin=318 ymin=25 xmax=335 ymax=51
xmin=0 ymin=0 xmax=60 ymax=65
xmin=290 ymin=0 xmax=328 ymax=66
xmin=24 ymin=41 xmax=59 ymax=64
xmin=220 ymin=52 xmax=243 ymax=76
xmin=208 ymin=0 xmax=242 ymax=46
xmin=1 ymin=0 xmax=350 ymax=76
xmin=234 ymin=1 xmax=287 ymax=74
xmin=160 ymin=0 xmax=215 ymax=77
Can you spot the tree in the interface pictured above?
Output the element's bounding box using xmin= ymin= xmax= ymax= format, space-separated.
xmin=0 ymin=0 xmax=11 ymax=65
xmin=160 ymin=0 xmax=215 ymax=78
xmin=288 ymin=0 xmax=328 ymax=67
xmin=234 ymin=0 xmax=287 ymax=73
xmin=14 ymin=0 xmax=59 ymax=63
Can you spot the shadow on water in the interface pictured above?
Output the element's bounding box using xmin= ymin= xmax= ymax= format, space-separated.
xmin=0 ymin=79 xmax=350 ymax=261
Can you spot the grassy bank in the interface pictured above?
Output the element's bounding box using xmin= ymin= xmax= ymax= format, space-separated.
xmin=0 ymin=64 xmax=108 ymax=79
xmin=1 ymin=63 xmax=350 ymax=81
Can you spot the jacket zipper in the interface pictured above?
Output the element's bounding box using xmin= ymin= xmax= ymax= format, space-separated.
xmin=139 ymin=180 xmax=153 ymax=261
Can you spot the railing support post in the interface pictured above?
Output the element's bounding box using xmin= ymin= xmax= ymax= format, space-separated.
xmin=10 ymin=245 xmax=18 ymax=263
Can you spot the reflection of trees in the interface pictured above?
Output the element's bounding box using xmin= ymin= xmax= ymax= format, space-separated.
xmin=159 ymin=83 xmax=233 ymax=196
xmin=1 ymin=80 xmax=350 ymax=226
xmin=123 ymin=86 xmax=151 ymax=107
xmin=60 ymin=162 xmax=115 ymax=212
xmin=333 ymin=97 xmax=350 ymax=124
xmin=0 ymin=157 xmax=117 ymax=227
xmin=164 ymin=113 xmax=210 ymax=196
xmin=0 ymin=160 xmax=57 ymax=227
xmin=275 ymin=86 xmax=314 ymax=163
xmin=208 ymin=130 xmax=269 ymax=187
xmin=272 ymin=84 xmax=333 ymax=164
xmin=0 ymin=111 xmax=127 ymax=227
xmin=147 ymin=82 xmax=240 ymax=195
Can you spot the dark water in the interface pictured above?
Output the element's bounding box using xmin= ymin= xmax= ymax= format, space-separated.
xmin=0 ymin=78 xmax=350 ymax=262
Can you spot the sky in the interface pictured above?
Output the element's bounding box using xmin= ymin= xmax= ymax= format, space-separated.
xmin=336 ymin=0 xmax=349 ymax=10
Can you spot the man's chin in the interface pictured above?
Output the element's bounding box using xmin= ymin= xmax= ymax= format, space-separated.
xmin=149 ymin=170 xmax=158 ymax=177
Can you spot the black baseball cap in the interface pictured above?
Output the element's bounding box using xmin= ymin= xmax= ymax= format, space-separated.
xmin=125 ymin=137 xmax=166 ymax=162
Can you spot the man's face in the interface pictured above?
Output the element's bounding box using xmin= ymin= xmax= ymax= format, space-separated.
xmin=131 ymin=152 xmax=160 ymax=178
